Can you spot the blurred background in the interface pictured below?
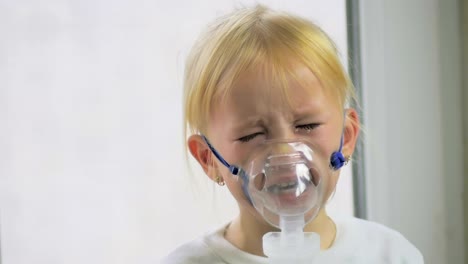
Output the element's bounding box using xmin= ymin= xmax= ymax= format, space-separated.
xmin=0 ymin=0 xmax=466 ymax=264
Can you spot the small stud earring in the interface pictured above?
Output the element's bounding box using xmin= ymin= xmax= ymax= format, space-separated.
xmin=215 ymin=175 xmax=225 ymax=186
xmin=344 ymin=155 xmax=352 ymax=165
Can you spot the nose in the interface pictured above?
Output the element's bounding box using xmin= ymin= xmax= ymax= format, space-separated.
xmin=267 ymin=117 xmax=298 ymax=141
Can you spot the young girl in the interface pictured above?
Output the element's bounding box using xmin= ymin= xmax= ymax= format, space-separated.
xmin=163 ymin=5 xmax=423 ymax=263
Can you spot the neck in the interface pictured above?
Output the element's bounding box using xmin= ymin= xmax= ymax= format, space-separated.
xmin=224 ymin=208 xmax=336 ymax=257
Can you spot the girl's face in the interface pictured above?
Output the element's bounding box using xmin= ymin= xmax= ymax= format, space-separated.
xmin=190 ymin=63 xmax=359 ymax=224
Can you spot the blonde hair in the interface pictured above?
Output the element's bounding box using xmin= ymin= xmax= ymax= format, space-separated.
xmin=184 ymin=5 xmax=355 ymax=138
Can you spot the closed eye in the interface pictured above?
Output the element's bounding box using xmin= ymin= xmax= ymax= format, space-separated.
xmin=296 ymin=123 xmax=320 ymax=132
xmin=238 ymin=132 xmax=263 ymax=143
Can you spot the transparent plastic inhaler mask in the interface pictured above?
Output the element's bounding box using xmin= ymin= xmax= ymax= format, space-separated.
xmin=243 ymin=140 xmax=330 ymax=227
xmin=203 ymin=137 xmax=340 ymax=261
xmin=205 ymin=136 xmax=342 ymax=223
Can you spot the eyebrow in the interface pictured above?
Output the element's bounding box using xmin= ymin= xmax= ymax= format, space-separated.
xmin=290 ymin=97 xmax=326 ymax=117
xmin=230 ymin=117 xmax=265 ymax=131
xmin=292 ymin=108 xmax=323 ymax=122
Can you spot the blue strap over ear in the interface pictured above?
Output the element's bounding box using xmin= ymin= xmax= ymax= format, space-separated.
xmin=330 ymin=134 xmax=346 ymax=170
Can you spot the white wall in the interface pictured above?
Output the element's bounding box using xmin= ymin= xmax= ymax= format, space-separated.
xmin=359 ymin=0 xmax=465 ymax=263
xmin=0 ymin=1 xmax=352 ymax=263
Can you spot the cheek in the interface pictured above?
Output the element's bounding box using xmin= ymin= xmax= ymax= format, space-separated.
xmin=324 ymin=171 xmax=340 ymax=201
xmin=305 ymin=121 xmax=343 ymax=155
xmin=226 ymin=142 xmax=251 ymax=162
xmin=216 ymin=142 xmax=255 ymax=174
xmin=223 ymin=171 xmax=254 ymax=207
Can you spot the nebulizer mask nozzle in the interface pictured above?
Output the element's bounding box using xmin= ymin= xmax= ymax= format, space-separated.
xmin=203 ymin=137 xmax=344 ymax=263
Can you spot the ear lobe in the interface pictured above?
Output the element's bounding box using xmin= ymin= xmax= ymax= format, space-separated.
xmin=188 ymin=135 xmax=217 ymax=177
xmin=342 ymin=108 xmax=360 ymax=156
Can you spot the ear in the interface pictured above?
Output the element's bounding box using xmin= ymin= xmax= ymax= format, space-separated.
xmin=342 ymin=108 xmax=360 ymax=157
xmin=187 ymin=134 xmax=218 ymax=181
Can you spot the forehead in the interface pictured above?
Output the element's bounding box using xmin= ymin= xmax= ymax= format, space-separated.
xmin=218 ymin=64 xmax=336 ymax=116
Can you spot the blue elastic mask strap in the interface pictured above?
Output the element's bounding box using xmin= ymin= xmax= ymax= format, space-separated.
xmin=201 ymin=135 xmax=240 ymax=175
xmin=201 ymin=135 xmax=253 ymax=204
xmin=338 ymin=135 xmax=344 ymax=152
xmin=339 ymin=112 xmax=346 ymax=152
xmin=329 ymin=112 xmax=347 ymax=170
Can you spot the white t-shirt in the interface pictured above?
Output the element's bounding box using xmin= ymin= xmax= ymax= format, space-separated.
xmin=162 ymin=216 xmax=423 ymax=264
